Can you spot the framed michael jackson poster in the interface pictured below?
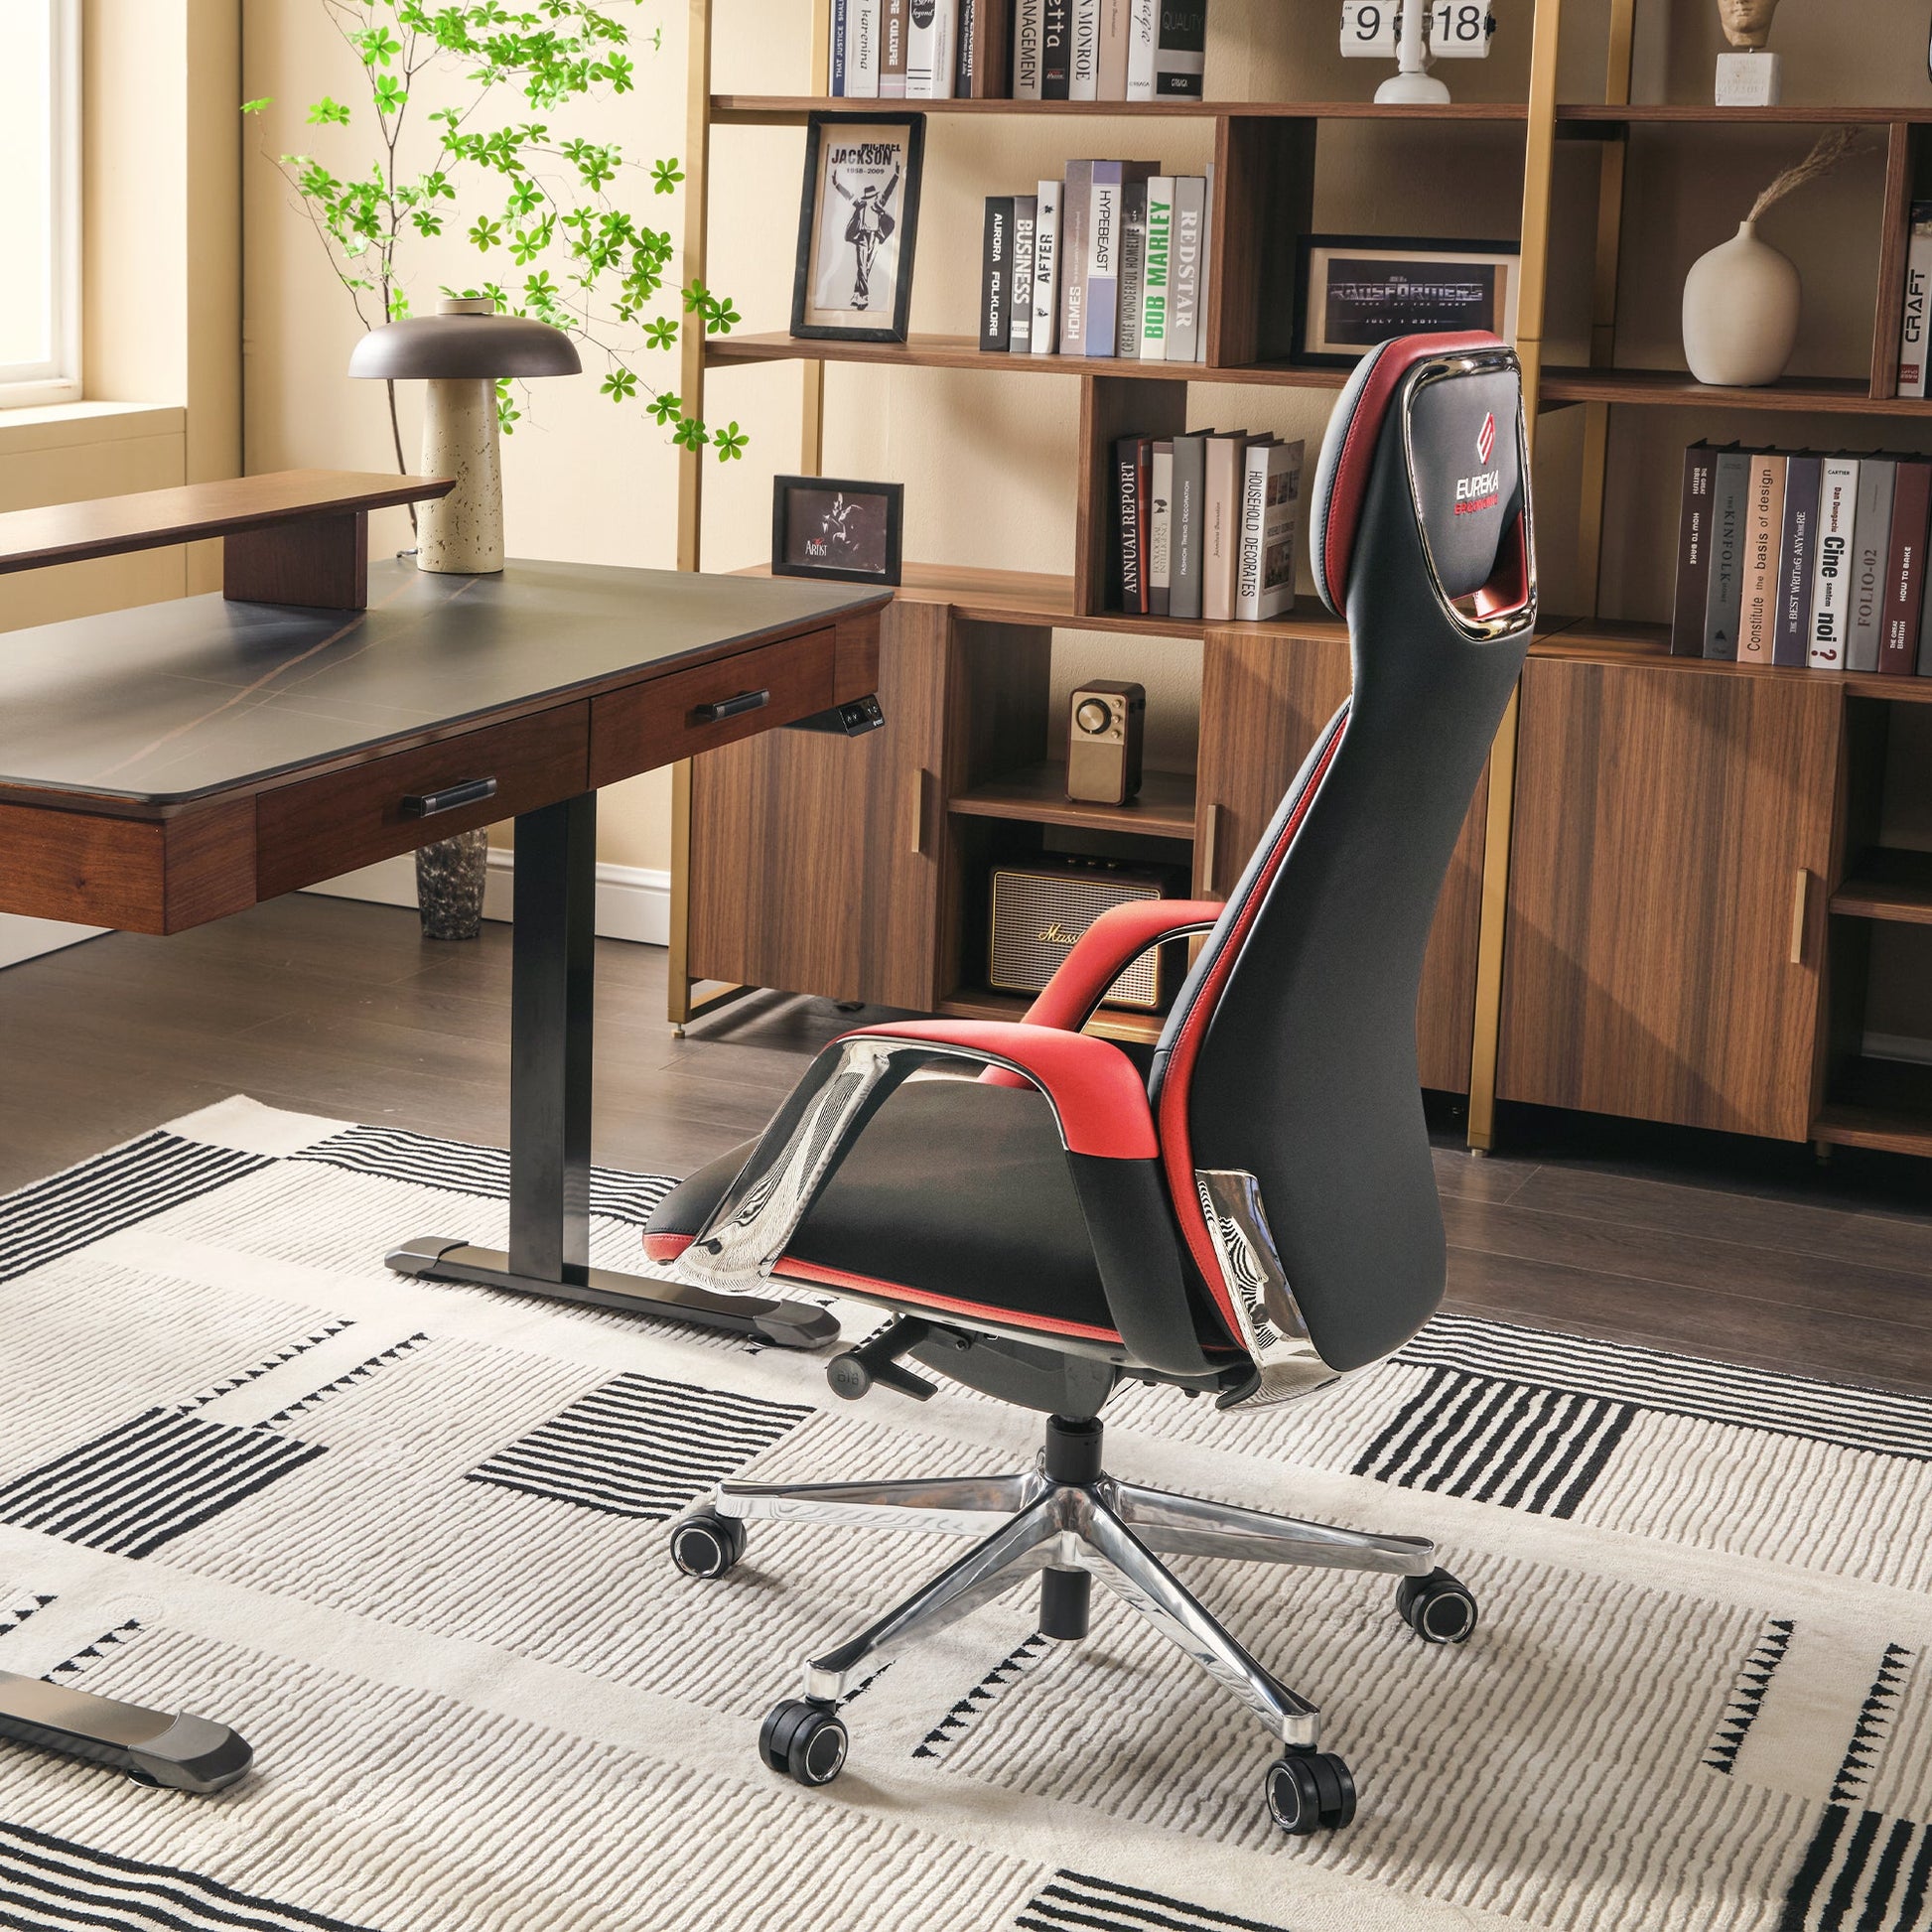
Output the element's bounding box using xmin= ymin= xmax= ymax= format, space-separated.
xmin=791 ymin=112 xmax=925 ymax=343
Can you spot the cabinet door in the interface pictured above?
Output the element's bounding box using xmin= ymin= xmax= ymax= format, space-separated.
xmin=1499 ymin=659 xmax=1838 ymax=1141
xmin=1195 ymin=631 xmax=1488 ymax=1092
xmin=688 ymin=600 xmax=945 ymax=1011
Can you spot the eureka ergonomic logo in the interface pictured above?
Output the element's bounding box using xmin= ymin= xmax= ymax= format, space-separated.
xmin=1455 ymin=411 xmax=1501 ymax=516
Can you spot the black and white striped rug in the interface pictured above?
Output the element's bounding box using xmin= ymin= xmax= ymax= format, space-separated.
xmin=0 ymin=1096 xmax=1929 ymax=1932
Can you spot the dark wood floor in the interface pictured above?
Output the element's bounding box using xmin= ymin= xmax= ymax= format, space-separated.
xmin=4 ymin=893 xmax=1931 ymax=1395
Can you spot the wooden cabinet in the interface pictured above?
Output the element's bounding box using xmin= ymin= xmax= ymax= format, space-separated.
xmin=686 ymin=601 xmax=945 ymax=1012
xmin=1194 ymin=631 xmax=1488 ymax=1093
xmin=1498 ymin=658 xmax=1840 ymax=1143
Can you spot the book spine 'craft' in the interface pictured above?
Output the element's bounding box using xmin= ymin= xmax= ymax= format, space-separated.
xmin=1236 ymin=438 xmax=1303 ymax=622
xmin=1058 ymin=162 xmax=1094 ymax=353
xmin=850 ymin=0 xmax=882 ymax=93
xmin=1848 ymin=457 xmax=1896 ymax=674
xmin=980 ymin=197 xmax=1014 ymax=352
xmin=1116 ymin=435 xmax=1149 ymax=613
xmin=1041 ymin=0 xmax=1072 ymax=95
xmin=1168 ymin=177 xmax=1205 ymax=362
xmin=833 ymin=0 xmax=848 ymax=93
xmin=1880 ymin=459 xmax=1932 ymax=674
xmin=1808 ymin=456 xmax=1860 ymax=669
xmin=880 ymin=0 xmax=908 ymax=93
xmin=1202 ymin=429 xmax=1248 ymax=622
xmin=1138 ymin=176 xmax=1173 ymax=360
xmin=1171 ymin=430 xmax=1207 ymax=621
xmin=1702 ymin=449 xmax=1750 ymax=659
xmin=1774 ymin=454 xmax=1820 ymax=666
xmin=1125 ymin=0 xmax=1157 ymax=97
xmin=1013 ymin=0 xmax=1044 ymax=97
xmin=1149 ymin=439 xmax=1173 ymax=616
xmin=1071 ymin=0 xmax=1100 ymax=96
xmin=1099 ymin=0 xmax=1131 ymax=97
xmin=1154 ymin=0 xmax=1206 ymax=96
xmin=1669 ymin=442 xmax=1717 ymax=658
xmin=1031 ymin=178 xmax=1061 ymax=353
xmin=1010 ymin=196 xmax=1037 ymax=350
xmin=1738 ymin=452 xmax=1786 ymax=665
xmin=1900 ymin=203 xmax=1932 ymax=398
xmin=1115 ymin=179 xmax=1148 ymax=359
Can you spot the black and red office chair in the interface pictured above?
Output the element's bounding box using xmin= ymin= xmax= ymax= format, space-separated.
xmin=644 ymin=332 xmax=1535 ymax=1835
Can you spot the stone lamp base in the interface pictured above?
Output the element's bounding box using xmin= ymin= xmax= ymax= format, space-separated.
xmin=418 ymin=374 xmax=504 ymax=575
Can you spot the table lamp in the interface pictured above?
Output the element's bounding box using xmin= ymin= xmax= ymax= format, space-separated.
xmin=348 ymin=297 xmax=581 ymax=573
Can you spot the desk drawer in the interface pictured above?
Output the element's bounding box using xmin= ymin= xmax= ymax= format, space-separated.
xmin=255 ymin=703 xmax=589 ymax=900
xmin=589 ymin=628 xmax=836 ymax=787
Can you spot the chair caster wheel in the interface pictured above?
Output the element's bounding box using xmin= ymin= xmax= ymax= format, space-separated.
xmin=1265 ymin=1750 xmax=1355 ymax=1835
xmin=669 ymin=1507 xmax=746 ymax=1580
xmin=759 ymin=1699 xmax=848 ymax=1787
xmin=1396 ymin=1568 xmax=1477 ymax=1644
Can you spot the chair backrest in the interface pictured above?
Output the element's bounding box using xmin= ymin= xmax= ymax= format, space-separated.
xmin=1150 ymin=334 xmax=1535 ymax=1383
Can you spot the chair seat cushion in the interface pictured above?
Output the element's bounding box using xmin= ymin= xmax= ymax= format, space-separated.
xmin=643 ymin=1075 xmax=1121 ymax=1341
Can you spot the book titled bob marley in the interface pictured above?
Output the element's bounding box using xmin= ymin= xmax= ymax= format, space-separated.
xmin=792 ymin=114 xmax=926 ymax=344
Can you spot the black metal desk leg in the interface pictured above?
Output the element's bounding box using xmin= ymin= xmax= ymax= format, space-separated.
xmin=385 ymin=792 xmax=838 ymax=1350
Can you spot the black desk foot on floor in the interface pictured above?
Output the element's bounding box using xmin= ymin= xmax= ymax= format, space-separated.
xmin=0 ymin=1670 xmax=251 ymax=1792
xmin=385 ymin=1238 xmax=839 ymax=1349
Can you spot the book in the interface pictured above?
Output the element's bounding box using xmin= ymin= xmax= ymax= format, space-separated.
xmin=1126 ymin=0 xmax=1157 ymax=97
xmin=1009 ymin=196 xmax=1037 ymax=351
xmin=1880 ymin=460 xmax=1932 ymax=674
xmin=1808 ymin=455 xmax=1860 ymax=668
xmin=1115 ymin=179 xmax=1148 ymax=359
xmin=1171 ymin=430 xmax=1207 ymax=620
xmin=1919 ymin=544 xmax=1932 ymax=673
xmin=848 ymin=0 xmax=881 ymax=94
xmin=1013 ymin=0 xmax=1044 ymax=97
xmin=980 ymin=197 xmax=1014 ymax=352
xmin=1168 ymin=177 xmax=1205 ymax=362
xmin=1236 ymin=437 xmax=1304 ymax=622
xmin=1083 ymin=161 xmax=1124 ymax=355
xmin=907 ymin=0 xmax=956 ymax=94
xmin=1116 ymin=435 xmax=1150 ymax=613
xmin=1041 ymin=0 xmax=1072 ymax=96
xmin=1201 ymin=428 xmax=1249 ymax=622
xmin=1900 ymin=203 xmax=1932 ymax=399
xmin=1195 ymin=163 xmax=1214 ymax=361
xmin=1738 ymin=452 xmax=1786 ymax=665
xmin=1071 ymin=0 xmax=1100 ymax=97
xmin=1031 ymin=178 xmax=1061 ymax=353
xmin=880 ymin=0 xmax=908 ymax=92
xmin=1848 ymin=457 xmax=1896 ymax=674
xmin=1154 ymin=0 xmax=1206 ymax=96
xmin=1098 ymin=0 xmax=1131 ymax=97
xmin=1702 ymin=448 xmax=1751 ymax=659
xmin=1773 ymin=454 xmax=1821 ymax=667
xmin=1149 ymin=439 xmax=1173 ymax=617
xmin=956 ymin=0 xmax=1008 ymax=94
xmin=1138 ymin=175 xmax=1173 ymax=360
xmin=832 ymin=0 xmax=848 ymax=93
xmin=954 ymin=0 xmax=975 ymax=93
xmin=1669 ymin=442 xmax=1718 ymax=658
xmin=1058 ymin=162 xmax=1094 ymax=353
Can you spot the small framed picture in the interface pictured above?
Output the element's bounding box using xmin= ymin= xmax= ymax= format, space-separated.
xmin=791 ymin=112 xmax=925 ymax=343
xmin=771 ymin=475 xmax=904 ymax=586
xmin=1292 ymin=234 xmax=1520 ymax=364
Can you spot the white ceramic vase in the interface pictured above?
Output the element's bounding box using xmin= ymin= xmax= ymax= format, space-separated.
xmin=1682 ymin=218 xmax=1800 ymax=387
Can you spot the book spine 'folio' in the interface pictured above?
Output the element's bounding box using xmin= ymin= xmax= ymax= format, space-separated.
xmin=1880 ymin=460 xmax=1932 ymax=674
xmin=1115 ymin=180 xmax=1148 ymax=359
xmin=1058 ymin=162 xmax=1094 ymax=352
xmin=1149 ymin=440 xmax=1173 ymax=616
xmin=1154 ymin=0 xmax=1206 ymax=95
xmin=1125 ymin=0 xmax=1157 ymax=97
xmin=1168 ymin=177 xmax=1205 ymax=362
xmin=1669 ymin=442 xmax=1716 ymax=657
xmin=1848 ymin=459 xmax=1895 ymax=674
xmin=1031 ymin=179 xmax=1061 ymax=352
xmin=980 ymin=198 xmax=1014 ymax=352
xmin=1010 ymin=196 xmax=1037 ymax=350
xmin=1808 ymin=456 xmax=1860 ymax=669
xmin=1041 ymin=0 xmax=1072 ymax=96
xmin=1901 ymin=205 xmax=1932 ymax=398
xmin=1738 ymin=452 xmax=1786 ymax=664
xmin=1171 ymin=431 xmax=1206 ymax=621
xmin=1774 ymin=454 xmax=1820 ymax=666
xmin=1702 ymin=450 xmax=1750 ymax=659
xmin=1071 ymin=0 xmax=1100 ymax=97
xmin=1013 ymin=0 xmax=1044 ymax=97
xmin=1138 ymin=177 xmax=1173 ymax=360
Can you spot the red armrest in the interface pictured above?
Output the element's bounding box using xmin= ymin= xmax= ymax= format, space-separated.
xmin=838 ymin=1019 xmax=1157 ymax=1159
xmin=1021 ymin=898 xmax=1225 ymax=1033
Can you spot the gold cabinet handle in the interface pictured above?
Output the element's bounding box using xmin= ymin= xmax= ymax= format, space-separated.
xmin=1789 ymin=867 xmax=1811 ymax=966
xmin=1198 ymin=799 xmax=1220 ymax=898
xmin=907 ymin=767 xmax=927 ymax=857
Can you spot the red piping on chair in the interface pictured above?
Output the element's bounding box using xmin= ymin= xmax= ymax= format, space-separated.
xmin=770 ymin=1257 xmax=1123 ymax=1342
xmin=643 ymin=1231 xmax=692 ymax=1265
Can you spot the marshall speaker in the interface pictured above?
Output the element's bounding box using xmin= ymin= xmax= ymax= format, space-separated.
xmin=988 ymin=858 xmax=1179 ymax=1013
xmin=1065 ymin=680 xmax=1145 ymax=806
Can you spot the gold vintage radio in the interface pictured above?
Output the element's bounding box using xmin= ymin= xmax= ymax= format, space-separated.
xmin=1065 ymin=679 xmax=1146 ymax=806
xmin=987 ymin=858 xmax=1179 ymax=1013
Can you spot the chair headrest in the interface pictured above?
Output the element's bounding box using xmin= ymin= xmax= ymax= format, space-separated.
xmin=1309 ymin=332 xmax=1525 ymax=619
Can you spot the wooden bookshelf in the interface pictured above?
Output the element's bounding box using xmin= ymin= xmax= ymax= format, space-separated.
xmin=712 ymin=95 xmax=1531 ymax=125
xmin=950 ymin=761 xmax=1197 ymax=839
xmin=1833 ymin=850 xmax=1932 ymax=924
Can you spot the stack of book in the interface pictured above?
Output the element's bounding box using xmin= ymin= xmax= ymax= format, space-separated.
xmin=980 ymin=167 xmax=1213 ymax=362
xmin=1114 ymin=430 xmax=1304 ymax=622
xmin=1672 ymin=441 xmax=1932 ymax=673
xmin=1014 ymin=0 xmax=1206 ymax=100
xmin=831 ymin=0 xmax=1006 ymax=97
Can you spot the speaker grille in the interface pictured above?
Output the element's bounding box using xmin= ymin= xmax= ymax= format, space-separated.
xmin=988 ymin=868 xmax=1166 ymax=1011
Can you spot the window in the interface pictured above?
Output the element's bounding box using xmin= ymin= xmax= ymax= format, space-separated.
xmin=0 ymin=0 xmax=79 ymax=406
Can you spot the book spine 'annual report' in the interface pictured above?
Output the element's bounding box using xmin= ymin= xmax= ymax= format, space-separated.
xmin=1013 ymin=0 xmax=1043 ymax=96
xmin=980 ymin=198 xmax=1014 ymax=352
xmin=1010 ymin=196 xmax=1037 ymax=351
xmin=1171 ymin=431 xmax=1206 ymax=620
xmin=1848 ymin=458 xmax=1895 ymax=674
xmin=1071 ymin=0 xmax=1100 ymax=97
xmin=1126 ymin=0 xmax=1157 ymax=97
xmin=1774 ymin=455 xmax=1820 ymax=666
xmin=1058 ymin=162 xmax=1094 ymax=353
xmin=1808 ymin=456 xmax=1860 ymax=668
xmin=1702 ymin=450 xmax=1750 ymax=659
xmin=1041 ymin=0 xmax=1072 ymax=95
xmin=1901 ymin=204 xmax=1932 ymax=398
xmin=1150 ymin=439 xmax=1173 ymax=616
xmin=1669 ymin=442 xmax=1716 ymax=657
xmin=1031 ymin=179 xmax=1061 ymax=353
xmin=1881 ymin=460 xmax=1932 ymax=674
xmin=1115 ymin=180 xmax=1148 ymax=359
xmin=1154 ymin=0 xmax=1206 ymax=96
xmin=1168 ymin=177 xmax=1204 ymax=362
xmin=1738 ymin=452 xmax=1786 ymax=664
xmin=1138 ymin=176 xmax=1173 ymax=360
xmin=1116 ymin=436 xmax=1148 ymax=613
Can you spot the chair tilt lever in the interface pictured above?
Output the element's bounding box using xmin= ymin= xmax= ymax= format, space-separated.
xmin=827 ymin=1316 xmax=936 ymax=1403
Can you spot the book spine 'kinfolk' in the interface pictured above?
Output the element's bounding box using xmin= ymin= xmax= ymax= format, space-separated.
xmin=1171 ymin=431 xmax=1206 ymax=621
xmin=1738 ymin=452 xmax=1786 ymax=665
xmin=1669 ymin=443 xmax=1716 ymax=657
xmin=1058 ymin=162 xmax=1094 ymax=352
xmin=1115 ymin=180 xmax=1148 ymax=359
xmin=1010 ymin=196 xmax=1037 ymax=350
xmin=1031 ymin=179 xmax=1061 ymax=353
xmin=1154 ymin=0 xmax=1206 ymax=96
xmin=1808 ymin=456 xmax=1860 ymax=668
xmin=1901 ymin=205 xmax=1932 ymax=398
xmin=1774 ymin=455 xmax=1820 ymax=666
xmin=1881 ymin=460 xmax=1932 ymax=674
xmin=1168 ymin=177 xmax=1204 ymax=363
xmin=1126 ymin=0 xmax=1157 ymax=97
xmin=1071 ymin=0 xmax=1100 ymax=97
xmin=1013 ymin=0 xmax=1043 ymax=96
xmin=1149 ymin=439 xmax=1173 ymax=616
xmin=1138 ymin=176 xmax=1173 ymax=361
xmin=1116 ymin=435 xmax=1148 ymax=614
xmin=980 ymin=198 xmax=1013 ymax=353
xmin=1702 ymin=450 xmax=1750 ymax=659
xmin=1041 ymin=0 xmax=1072 ymax=96
xmin=1849 ymin=458 xmax=1895 ymax=674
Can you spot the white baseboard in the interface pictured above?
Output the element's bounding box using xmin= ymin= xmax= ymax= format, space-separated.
xmin=304 ymin=848 xmax=671 ymax=946
xmin=0 ymin=913 xmax=105 ymax=972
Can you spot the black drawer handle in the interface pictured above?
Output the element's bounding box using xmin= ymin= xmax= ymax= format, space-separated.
xmin=693 ymin=688 xmax=769 ymax=724
xmin=401 ymin=776 xmax=499 ymax=819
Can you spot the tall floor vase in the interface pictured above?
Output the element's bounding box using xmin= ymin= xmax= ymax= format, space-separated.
xmin=415 ymin=827 xmax=489 ymax=941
